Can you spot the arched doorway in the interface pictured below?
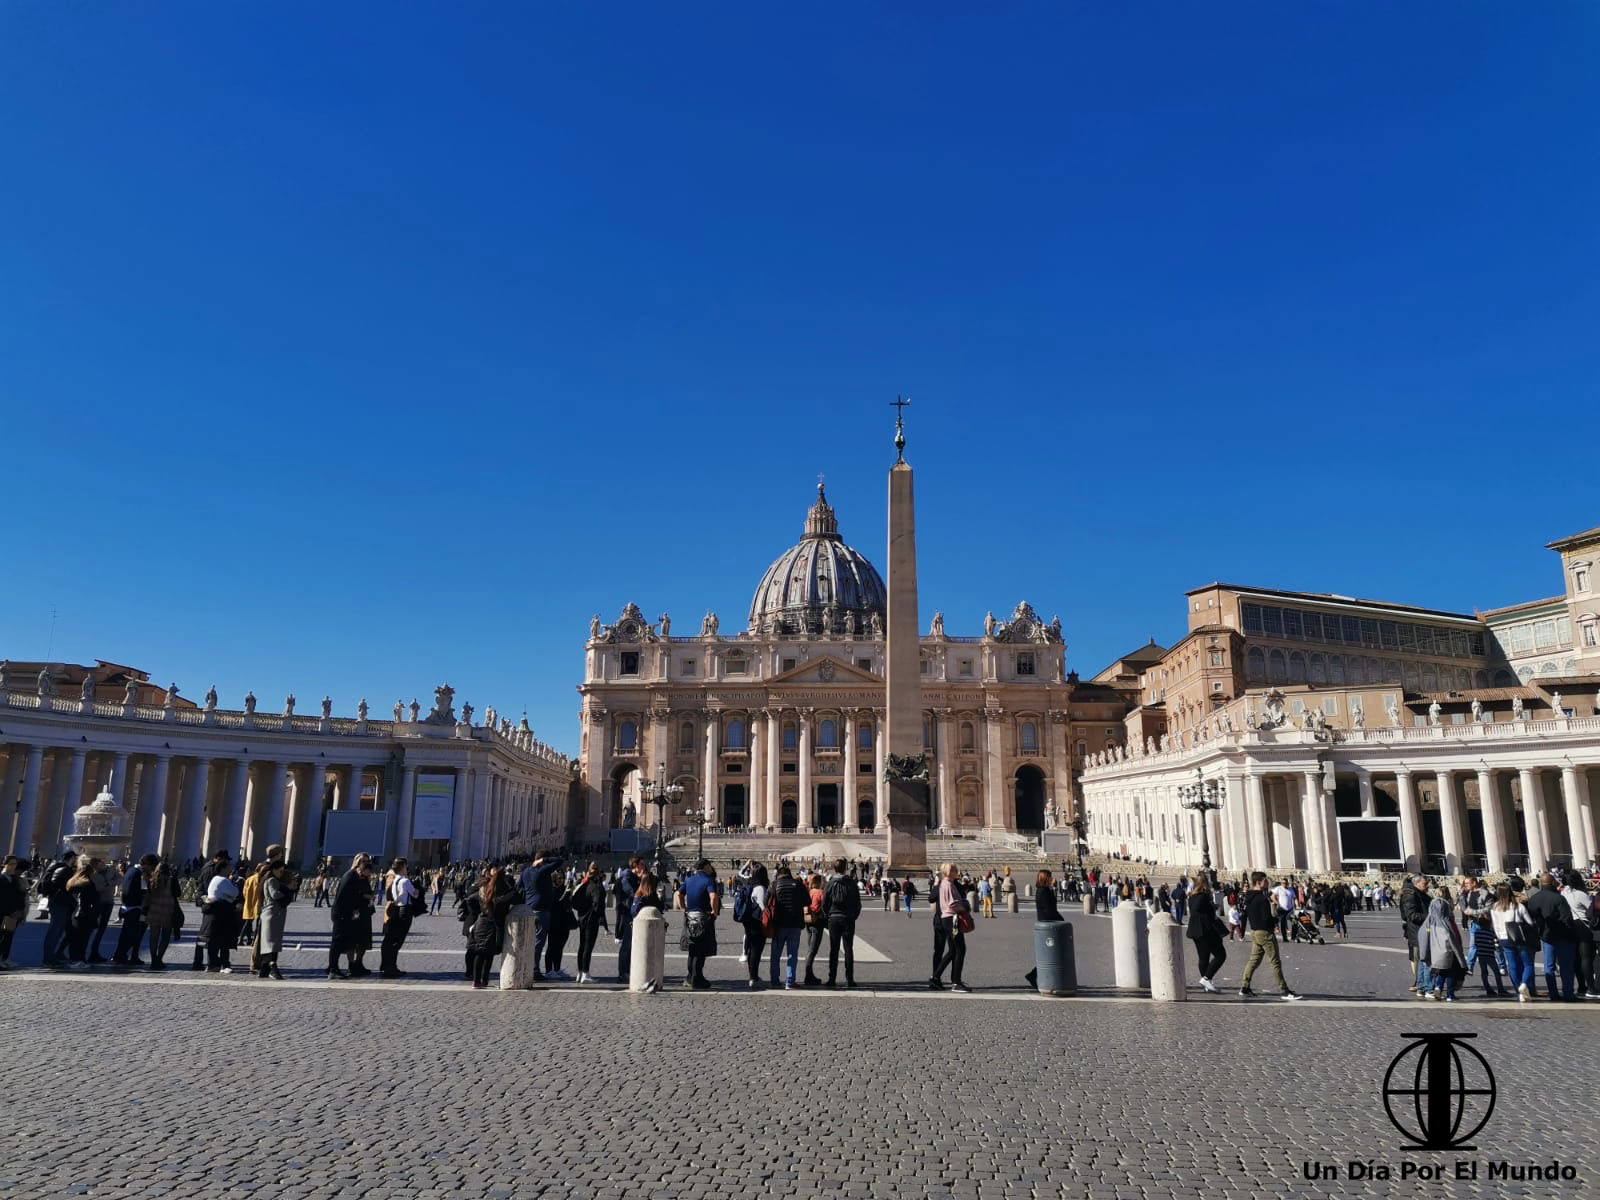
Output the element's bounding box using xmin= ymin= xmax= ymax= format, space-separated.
xmin=817 ymin=783 xmax=840 ymax=829
xmin=723 ymin=783 xmax=747 ymax=828
xmin=781 ymin=799 xmax=798 ymax=831
xmin=609 ymin=764 xmax=641 ymax=829
xmin=1014 ymin=765 xmax=1046 ymax=833
xmin=857 ymin=799 xmax=874 ymax=830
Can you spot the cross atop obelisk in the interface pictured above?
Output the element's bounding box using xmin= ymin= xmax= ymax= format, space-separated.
xmin=883 ymin=393 xmax=928 ymax=873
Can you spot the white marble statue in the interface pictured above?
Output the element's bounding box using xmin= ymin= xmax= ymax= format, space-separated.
xmin=589 ymin=614 xmax=601 ymax=638
xmin=165 ymin=683 xmax=179 ymax=708
xmin=658 ymin=612 xmax=671 ymax=637
xmin=80 ymin=675 xmax=96 ymax=702
xmin=1511 ymin=696 xmax=1525 ymax=721
xmin=37 ymin=668 xmax=54 ymax=698
xmin=357 ymin=698 xmax=368 ymax=721
xmin=702 ymin=611 xmax=719 ymax=637
xmin=204 ymin=684 xmax=218 ymax=711
xmin=409 ymin=699 xmax=421 ymax=722
xmin=393 ymin=700 xmax=404 ymax=723
xmin=1550 ymin=691 xmax=1564 ymax=719
xmin=843 ymin=610 xmax=856 ymax=636
xmin=321 ymin=696 xmax=332 ymax=719
xmin=461 ymin=701 xmax=474 ymax=725
xmin=1159 ymin=734 xmax=1170 ymax=752
xmin=284 ymin=694 xmax=296 ymax=716
xmin=1351 ymin=702 xmax=1365 ymax=731
xmin=1427 ymin=700 xmax=1442 ymax=727
xmin=243 ymin=690 xmax=256 ymax=714
xmin=930 ymin=611 xmax=945 ymax=638
xmin=869 ymin=612 xmax=883 ymax=638
xmin=1385 ymin=696 xmax=1401 ymax=727
xmin=1145 ymin=736 xmax=1156 ymax=756
xmin=1470 ymin=697 xmax=1483 ymax=723
xmin=984 ymin=611 xmax=997 ymax=638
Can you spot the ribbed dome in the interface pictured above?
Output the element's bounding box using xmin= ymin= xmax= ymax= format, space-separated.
xmin=748 ymin=484 xmax=886 ymax=637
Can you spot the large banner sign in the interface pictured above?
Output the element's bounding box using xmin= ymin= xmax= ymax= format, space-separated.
xmin=413 ymin=773 xmax=456 ymax=841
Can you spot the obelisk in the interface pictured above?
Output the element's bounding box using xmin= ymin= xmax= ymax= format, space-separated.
xmin=883 ymin=397 xmax=929 ymax=873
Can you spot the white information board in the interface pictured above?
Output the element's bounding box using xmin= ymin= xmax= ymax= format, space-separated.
xmin=412 ymin=773 xmax=456 ymax=841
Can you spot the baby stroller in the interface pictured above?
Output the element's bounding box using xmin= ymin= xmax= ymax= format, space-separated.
xmin=1288 ymin=908 xmax=1325 ymax=945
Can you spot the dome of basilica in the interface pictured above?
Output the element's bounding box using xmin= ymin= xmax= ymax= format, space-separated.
xmin=748 ymin=484 xmax=886 ymax=637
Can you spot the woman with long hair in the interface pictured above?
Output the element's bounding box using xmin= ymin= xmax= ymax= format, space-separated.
xmin=571 ymin=861 xmax=609 ymax=984
xmin=1490 ymin=882 xmax=1536 ymax=1002
xmin=63 ymin=857 xmax=102 ymax=969
xmin=739 ymin=864 xmax=770 ymax=989
xmin=256 ymin=845 xmax=300 ymax=981
xmin=1024 ymin=868 xmax=1063 ymax=991
xmin=141 ymin=860 xmax=182 ymax=970
xmin=463 ymin=866 xmax=515 ymax=989
xmin=1417 ymin=887 xmax=1466 ymax=1001
xmin=1184 ymin=875 xmax=1228 ymax=993
xmin=802 ymin=872 xmax=826 ymax=986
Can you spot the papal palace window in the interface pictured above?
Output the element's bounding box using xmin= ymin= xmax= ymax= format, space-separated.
xmin=1241 ymin=601 xmax=1484 ymax=657
xmin=1016 ymin=652 xmax=1036 ymax=676
xmin=620 ymin=652 xmax=640 ymax=675
xmin=1575 ymin=565 xmax=1591 ymax=593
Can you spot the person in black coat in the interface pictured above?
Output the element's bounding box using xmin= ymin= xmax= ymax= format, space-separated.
xmin=328 ymin=853 xmax=376 ymax=979
xmin=570 ymin=862 xmax=609 ymax=984
xmin=463 ymin=867 xmax=517 ymax=988
xmin=821 ymin=858 xmax=863 ymax=988
xmin=190 ymin=849 xmax=231 ymax=971
xmin=1024 ymin=868 xmax=1063 ymax=990
xmin=1185 ymin=875 xmax=1228 ymax=993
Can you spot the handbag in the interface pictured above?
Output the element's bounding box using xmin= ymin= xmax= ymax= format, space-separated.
xmin=1504 ymin=918 xmax=1529 ymax=948
xmin=173 ymin=906 xmax=186 ymax=930
xmin=0 ymin=913 xmax=20 ymax=933
xmin=955 ymin=910 xmax=975 ymax=934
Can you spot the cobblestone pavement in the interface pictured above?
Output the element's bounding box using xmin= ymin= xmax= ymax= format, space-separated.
xmin=4 ymin=901 xmax=1597 ymax=1198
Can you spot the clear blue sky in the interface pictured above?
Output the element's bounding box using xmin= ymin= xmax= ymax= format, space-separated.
xmin=4 ymin=5 xmax=1596 ymax=754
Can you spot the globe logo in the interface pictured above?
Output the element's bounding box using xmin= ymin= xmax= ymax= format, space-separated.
xmin=1382 ymin=1034 xmax=1497 ymax=1151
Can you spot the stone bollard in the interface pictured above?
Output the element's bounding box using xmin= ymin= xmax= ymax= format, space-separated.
xmin=1082 ymin=893 xmax=1096 ymax=916
xmin=1007 ymin=893 xmax=1019 ymax=914
xmin=1025 ymin=884 xmax=1033 ymax=899
xmin=1033 ymin=920 xmax=1077 ymax=996
xmin=1112 ymin=902 xmax=1150 ymax=991
xmin=966 ymin=889 xmax=979 ymax=912
xmin=892 ymin=891 xmax=901 ymax=912
xmin=628 ymin=905 xmax=666 ymax=993
xmin=1147 ymin=912 xmax=1186 ymax=1002
xmin=499 ymin=905 xmax=538 ymax=990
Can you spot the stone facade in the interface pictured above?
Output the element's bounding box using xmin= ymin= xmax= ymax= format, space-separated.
xmin=0 ymin=669 xmax=574 ymax=869
xmin=576 ymin=486 xmax=1123 ymax=841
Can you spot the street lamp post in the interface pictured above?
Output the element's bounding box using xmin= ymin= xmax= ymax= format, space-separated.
xmin=640 ymin=766 xmax=684 ymax=881
xmin=1179 ymin=767 xmax=1225 ymax=890
xmin=683 ymin=806 xmax=711 ymax=863
xmin=1069 ymin=814 xmax=1087 ymax=877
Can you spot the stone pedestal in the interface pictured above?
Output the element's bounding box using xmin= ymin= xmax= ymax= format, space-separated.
xmin=1007 ymin=894 xmax=1019 ymax=914
xmin=628 ymin=906 xmax=666 ymax=993
xmin=1112 ymin=903 xmax=1150 ymax=991
xmin=499 ymin=906 xmax=538 ymax=990
xmin=1082 ymin=894 xmax=1096 ymax=916
xmin=1147 ymin=912 xmax=1186 ymax=1002
xmin=884 ymin=779 xmax=928 ymax=875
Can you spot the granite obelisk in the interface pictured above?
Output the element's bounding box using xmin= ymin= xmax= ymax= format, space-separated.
xmin=883 ymin=397 xmax=929 ymax=873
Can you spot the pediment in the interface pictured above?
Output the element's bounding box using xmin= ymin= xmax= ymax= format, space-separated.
xmin=766 ymin=654 xmax=881 ymax=687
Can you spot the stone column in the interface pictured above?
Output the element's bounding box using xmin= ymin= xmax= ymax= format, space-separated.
xmin=13 ymin=745 xmax=45 ymax=859
xmin=1476 ymin=768 xmax=1506 ymax=875
xmin=765 ymin=710 xmax=781 ymax=831
xmin=1302 ymin=770 xmax=1328 ymax=874
xmin=873 ymin=712 xmax=886 ymax=831
xmin=58 ymin=748 xmax=88 ymax=852
xmin=1357 ymin=769 xmax=1375 ymax=818
xmin=934 ymin=711 xmax=952 ymax=833
xmin=222 ymin=758 xmax=250 ymax=859
xmin=260 ymin=760 xmax=289 ymax=857
xmin=797 ymin=711 xmax=813 ymax=831
xmin=1559 ymin=765 xmax=1590 ymax=866
xmin=587 ymin=712 xmax=610 ymax=840
xmin=395 ymin=763 xmax=417 ymax=859
xmin=39 ymin=750 xmax=69 ymax=857
xmin=843 ymin=710 xmax=859 ymax=830
xmin=1395 ymin=770 xmax=1421 ymax=873
xmin=749 ymin=712 xmax=766 ymax=829
xmin=294 ymin=763 xmax=326 ymax=867
xmin=1245 ymin=771 xmax=1270 ymax=869
xmin=703 ymin=714 xmax=719 ymax=822
xmin=108 ymin=750 xmax=131 ymax=807
xmin=1437 ymin=770 xmax=1463 ymax=875
xmin=1049 ymin=714 xmax=1071 ymax=822
xmin=0 ymin=750 xmax=24 ymax=857
xmin=130 ymin=754 xmax=171 ymax=855
xmin=983 ymin=711 xmax=1005 ymax=831
xmin=178 ymin=757 xmax=209 ymax=860
xmin=1518 ymin=768 xmax=1549 ymax=871
xmin=450 ymin=765 xmax=473 ymax=853
xmin=1222 ymin=771 xmax=1246 ymax=870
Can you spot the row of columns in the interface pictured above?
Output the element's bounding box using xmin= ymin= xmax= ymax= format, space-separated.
xmin=1093 ymin=761 xmax=1598 ymax=876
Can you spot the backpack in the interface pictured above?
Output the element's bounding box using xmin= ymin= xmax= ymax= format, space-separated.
xmin=732 ymin=884 xmax=754 ymax=925
xmin=409 ymin=884 xmax=428 ymax=918
xmin=37 ymin=865 xmax=62 ymax=899
xmin=760 ymin=890 xmax=777 ymax=937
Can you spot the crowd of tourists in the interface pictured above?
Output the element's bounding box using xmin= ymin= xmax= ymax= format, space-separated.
xmin=2 ymin=844 xmax=1596 ymax=1003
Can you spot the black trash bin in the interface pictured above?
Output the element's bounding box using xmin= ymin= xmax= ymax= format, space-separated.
xmin=1033 ymin=920 xmax=1076 ymax=996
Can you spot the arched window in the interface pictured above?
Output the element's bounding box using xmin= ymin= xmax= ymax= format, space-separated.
xmin=858 ymin=723 xmax=872 ymax=750
xmin=679 ymin=721 xmax=695 ymax=751
xmin=618 ymin=720 xmax=638 ymax=751
xmin=960 ymin=721 xmax=975 ymax=750
xmin=1020 ymin=721 xmax=1038 ymax=752
xmin=1268 ymin=649 xmax=1287 ymax=681
xmin=782 ymin=723 xmax=797 ymax=750
xmin=1246 ymin=647 xmax=1266 ymax=683
xmin=725 ymin=718 xmax=745 ymax=749
xmin=819 ymin=719 xmax=838 ymax=748
xmin=1474 ymin=670 xmax=1490 ymax=689
xmin=1308 ymin=653 xmax=1327 ymax=684
xmin=1288 ymin=651 xmax=1307 ymax=683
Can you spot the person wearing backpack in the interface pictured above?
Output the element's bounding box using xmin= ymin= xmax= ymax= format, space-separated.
xmin=615 ymin=856 xmax=641 ymax=981
xmin=517 ymin=850 xmax=564 ymax=983
xmin=734 ymin=864 xmax=769 ymax=989
xmin=822 ymin=858 xmax=861 ymax=988
xmin=1524 ymin=872 xmax=1577 ymax=1002
xmin=570 ymin=862 xmax=609 ymax=984
xmin=38 ymin=850 xmax=77 ymax=968
xmin=190 ymin=849 xmax=232 ymax=971
xmin=767 ymin=864 xmax=807 ymax=989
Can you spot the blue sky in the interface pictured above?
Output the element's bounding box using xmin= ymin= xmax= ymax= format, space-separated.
xmin=3 ymin=5 xmax=1596 ymax=753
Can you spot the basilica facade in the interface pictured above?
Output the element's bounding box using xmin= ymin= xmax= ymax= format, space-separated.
xmin=575 ymin=485 xmax=1130 ymax=842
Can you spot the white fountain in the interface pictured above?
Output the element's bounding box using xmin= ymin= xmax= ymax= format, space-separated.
xmin=63 ymin=773 xmax=133 ymax=862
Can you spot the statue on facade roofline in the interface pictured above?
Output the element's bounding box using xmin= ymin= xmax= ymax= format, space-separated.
xmin=409 ymin=698 xmax=421 ymax=722
xmin=869 ymin=611 xmax=883 ymax=638
xmin=1550 ymin=691 xmax=1564 ymax=718
xmin=204 ymin=684 xmax=218 ymax=711
xmin=243 ymin=690 xmax=256 ymax=714
xmin=590 ymin=614 xmax=601 ymax=639
xmin=702 ymin=611 xmax=719 ymax=637
xmin=844 ymin=610 xmax=856 ymax=636
xmin=321 ymin=696 xmax=332 ymax=719
xmin=930 ymin=611 xmax=945 ymax=638
xmin=284 ymin=694 xmax=296 ymax=716
xmin=37 ymin=668 xmax=54 ymax=698
xmin=658 ymin=612 xmax=671 ymax=637
xmin=1510 ymin=696 xmax=1524 ymax=721
xmin=393 ymin=700 xmax=404 ymax=723
xmin=1470 ymin=697 xmax=1483 ymax=723
xmin=357 ymin=698 xmax=368 ymax=721
xmin=984 ymin=611 xmax=997 ymax=638
xmin=1427 ymin=700 xmax=1442 ymax=727
xmin=1351 ymin=702 xmax=1365 ymax=730
xmin=461 ymin=701 xmax=474 ymax=726
xmin=165 ymin=683 xmax=179 ymax=707
xmin=1050 ymin=615 xmax=1062 ymax=642
xmin=1145 ymin=735 xmax=1156 ymax=756
xmin=81 ymin=674 xmax=96 ymax=703
xmin=1385 ymin=696 xmax=1401 ymax=727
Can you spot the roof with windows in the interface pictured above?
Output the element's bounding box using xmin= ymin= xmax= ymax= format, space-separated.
xmin=1185 ymin=582 xmax=1479 ymax=623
